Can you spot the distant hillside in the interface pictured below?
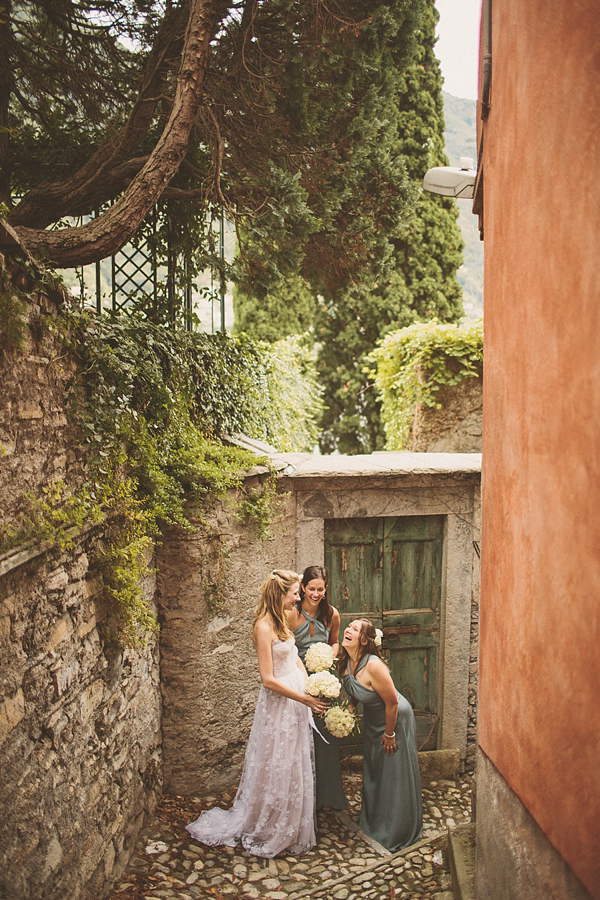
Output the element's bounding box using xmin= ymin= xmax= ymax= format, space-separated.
xmin=442 ymin=91 xmax=483 ymax=317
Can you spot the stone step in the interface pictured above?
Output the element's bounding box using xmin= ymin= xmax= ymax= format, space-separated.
xmin=342 ymin=748 xmax=461 ymax=781
xmin=447 ymin=822 xmax=476 ymax=900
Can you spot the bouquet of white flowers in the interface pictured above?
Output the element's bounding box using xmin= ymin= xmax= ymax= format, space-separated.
xmin=305 ymin=671 xmax=342 ymax=699
xmin=323 ymin=704 xmax=357 ymax=739
xmin=304 ymin=641 xmax=335 ymax=673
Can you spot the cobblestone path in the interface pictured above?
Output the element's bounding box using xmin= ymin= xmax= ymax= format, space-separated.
xmin=110 ymin=772 xmax=473 ymax=900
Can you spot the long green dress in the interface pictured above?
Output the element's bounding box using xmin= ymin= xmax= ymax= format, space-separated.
xmin=293 ymin=610 xmax=347 ymax=810
xmin=342 ymin=654 xmax=422 ymax=852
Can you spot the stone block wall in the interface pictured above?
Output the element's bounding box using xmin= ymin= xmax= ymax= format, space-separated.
xmin=0 ymin=535 xmax=162 ymax=900
xmin=0 ymin=256 xmax=85 ymax=526
xmin=158 ymin=486 xmax=296 ymax=797
xmin=410 ymin=376 xmax=482 ymax=453
xmin=0 ymin=252 xmax=162 ymax=900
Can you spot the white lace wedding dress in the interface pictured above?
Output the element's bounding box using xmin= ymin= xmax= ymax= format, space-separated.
xmin=186 ymin=638 xmax=316 ymax=857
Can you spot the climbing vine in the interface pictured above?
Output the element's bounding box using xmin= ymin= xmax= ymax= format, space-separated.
xmin=1 ymin=288 xmax=321 ymax=646
xmin=0 ymin=264 xmax=29 ymax=358
xmin=370 ymin=318 xmax=483 ymax=450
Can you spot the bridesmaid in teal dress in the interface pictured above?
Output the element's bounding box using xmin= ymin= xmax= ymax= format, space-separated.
xmin=339 ymin=619 xmax=422 ymax=852
xmin=287 ymin=566 xmax=347 ymax=811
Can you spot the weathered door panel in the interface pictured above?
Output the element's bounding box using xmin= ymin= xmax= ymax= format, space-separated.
xmin=325 ymin=515 xmax=443 ymax=752
xmin=325 ymin=518 xmax=383 ymax=628
xmin=383 ymin=515 xmax=443 ymax=750
xmin=325 ymin=518 xmax=382 ymax=754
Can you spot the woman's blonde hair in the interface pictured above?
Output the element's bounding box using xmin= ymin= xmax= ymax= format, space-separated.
xmin=254 ymin=569 xmax=300 ymax=640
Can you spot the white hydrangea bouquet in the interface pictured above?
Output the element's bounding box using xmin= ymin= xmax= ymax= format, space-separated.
xmin=304 ymin=641 xmax=335 ymax=673
xmin=304 ymin=642 xmax=357 ymax=738
xmin=323 ymin=704 xmax=356 ymax=739
xmin=305 ymin=670 xmax=341 ymax=699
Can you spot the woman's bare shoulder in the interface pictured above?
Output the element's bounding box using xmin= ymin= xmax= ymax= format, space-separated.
xmin=253 ymin=615 xmax=275 ymax=643
xmin=286 ymin=606 xmax=302 ymax=629
xmin=365 ymin=655 xmax=389 ymax=676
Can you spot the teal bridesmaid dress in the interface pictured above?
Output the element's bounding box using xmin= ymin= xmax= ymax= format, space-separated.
xmin=342 ymin=654 xmax=422 ymax=852
xmin=293 ymin=610 xmax=347 ymax=810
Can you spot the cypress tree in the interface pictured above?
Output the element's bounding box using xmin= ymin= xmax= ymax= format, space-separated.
xmin=316 ymin=0 xmax=464 ymax=453
xmin=234 ymin=0 xmax=464 ymax=454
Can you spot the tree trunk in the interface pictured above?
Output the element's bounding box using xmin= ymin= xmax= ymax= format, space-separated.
xmin=13 ymin=0 xmax=226 ymax=266
xmin=8 ymin=3 xmax=187 ymax=230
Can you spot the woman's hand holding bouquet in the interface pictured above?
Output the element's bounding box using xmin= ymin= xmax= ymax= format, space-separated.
xmin=304 ymin=642 xmax=358 ymax=738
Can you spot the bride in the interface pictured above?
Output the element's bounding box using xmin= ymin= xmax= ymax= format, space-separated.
xmin=186 ymin=569 xmax=328 ymax=858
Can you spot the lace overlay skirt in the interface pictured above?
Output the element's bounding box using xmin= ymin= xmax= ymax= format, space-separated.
xmin=186 ymin=639 xmax=316 ymax=857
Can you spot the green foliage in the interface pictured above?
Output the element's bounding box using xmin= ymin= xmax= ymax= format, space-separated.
xmin=0 ymin=286 xmax=27 ymax=358
xmin=236 ymin=477 xmax=282 ymax=542
xmin=60 ymin=310 xmax=322 ymax=454
xmin=2 ymin=299 xmax=322 ymax=644
xmin=0 ymin=480 xmax=105 ymax=555
xmin=6 ymin=0 xmax=425 ymax=291
xmin=0 ymin=255 xmax=31 ymax=357
xmin=370 ymin=318 xmax=483 ymax=449
xmin=233 ymin=274 xmax=317 ymax=345
xmin=317 ymin=1 xmax=464 ymax=454
xmin=233 ymin=0 xmax=465 ymax=454
xmin=262 ymin=336 xmax=323 ymax=453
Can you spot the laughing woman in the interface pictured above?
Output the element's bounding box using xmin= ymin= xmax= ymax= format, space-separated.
xmin=339 ymin=619 xmax=423 ymax=852
xmin=288 ymin=565 xmax=347 ymax=811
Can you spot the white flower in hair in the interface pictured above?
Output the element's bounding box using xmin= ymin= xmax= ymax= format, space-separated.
xmin=374 ymin=628 xmax=383 ymax=648
xmin=304 ymin=642 xmax=335 ymax=673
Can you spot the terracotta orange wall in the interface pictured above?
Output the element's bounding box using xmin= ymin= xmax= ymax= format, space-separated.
xmin=479 ymin=0 xmax=600 ymax=895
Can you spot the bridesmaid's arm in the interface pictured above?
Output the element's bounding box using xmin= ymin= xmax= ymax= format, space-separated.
xmin=367 ymin=658 xmax=399 ymax=754
xmin=328 ymin=607 xmax=341 ymax=657
xmin=254 ymin=619 xmax=327 ymax=714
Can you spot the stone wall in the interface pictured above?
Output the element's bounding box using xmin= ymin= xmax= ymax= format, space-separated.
xmin=158 ymin=484 xmax=297 ymax=797
xmin=0 ymin=252 xmax=162 ymax=900
xmin=466 ymin=480 xmax=481 ymax=772
xmin=0 ymin=534 xmax=162 ymax=900
xmin=475 ymin=751 xmax=593 ymax=900
xmin=0 ymin=255 xmax=85 ymax=525
xmin=410 ymin=376 xmax=482 ymax=453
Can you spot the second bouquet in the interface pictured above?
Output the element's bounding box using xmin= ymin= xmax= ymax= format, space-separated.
xmin=303 ymin=642 xmax=357 ymax=739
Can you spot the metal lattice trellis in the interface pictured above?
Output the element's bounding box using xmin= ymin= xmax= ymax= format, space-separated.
xmin=65 ymin=205 xmax=224 ymax=332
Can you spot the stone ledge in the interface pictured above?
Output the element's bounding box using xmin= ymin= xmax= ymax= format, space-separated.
xmin=447 ymin=821 xmax=476 ymax=900
xmin=342 ymin=748 xmax=460 ymax=781
xmin=0 ymin=520 xmax=105 ymax=579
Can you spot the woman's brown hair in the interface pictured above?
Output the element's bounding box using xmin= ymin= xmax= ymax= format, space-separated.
xmin=337 ymin=619 xmax=383 ymax=677
xmin=297 ymin=565 xmax=333 ymax=627
xmin=254 ymin=569 xmax=300 ymax=640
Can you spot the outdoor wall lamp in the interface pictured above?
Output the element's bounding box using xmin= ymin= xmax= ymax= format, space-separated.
xmin=423 ymin=157 xmax=477 ymax=199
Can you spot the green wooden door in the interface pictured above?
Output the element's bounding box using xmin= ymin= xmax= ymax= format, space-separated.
xmin=325 ymin=515 xmax=443 ymax=751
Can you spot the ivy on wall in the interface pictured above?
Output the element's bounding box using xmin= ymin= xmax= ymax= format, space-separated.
xmin=370 ymin=318 xmax=483 ymax=450
xmin=1 ymin=276 xmax=322 ymax=645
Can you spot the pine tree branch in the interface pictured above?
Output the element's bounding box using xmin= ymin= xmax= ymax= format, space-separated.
xmin=8 ymin=3 xmax=188 ymax=229
xmin=12 ymin=0 xmax=230 ymax=265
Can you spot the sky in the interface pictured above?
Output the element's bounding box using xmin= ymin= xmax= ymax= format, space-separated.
xmin=435 ymin=0 xmax=481 ymax=101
